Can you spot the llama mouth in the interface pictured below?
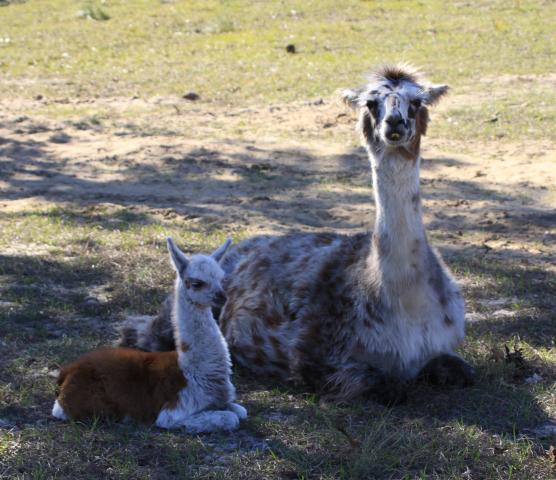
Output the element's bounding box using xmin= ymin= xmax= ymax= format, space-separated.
xmin=383 ymin=137 xmax=407 ymax=147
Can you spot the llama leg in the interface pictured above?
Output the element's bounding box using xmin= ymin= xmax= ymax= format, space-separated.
xmin=324 ymin=363 xmax=407 ymax=405
xmin=51 ymin=399 xmax=69 ymax=420
xmin=418 ymin=354 xmax=475 ymax=387
xmin=226 ymin=402 xmax=247 ymax=419
xmin=183 ymin=410 xmax=240 ymax=433
xmin=155 ymin=407 xmax=189 ymax=429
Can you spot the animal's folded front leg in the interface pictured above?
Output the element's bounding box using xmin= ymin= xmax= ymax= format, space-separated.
xmin=183 ymin=410 xmax=241 ymax=433
xmin=226 ymin=402 xmax=248 ymax=419
xmin=417 ymin=354 xmax=475 ymax=387
xmin=322 ymin=362 xmax=407 ymax=405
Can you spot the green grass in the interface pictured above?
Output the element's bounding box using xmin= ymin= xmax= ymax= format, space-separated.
xmin=0 ymin=205 xmax=554 ymax=479
xmin=2 ymin=0 xmax=554 ymax=101
xmin=2 ymin=0 xmax=556 ymax=141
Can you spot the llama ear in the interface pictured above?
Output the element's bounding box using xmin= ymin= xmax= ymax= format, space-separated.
xmin=423 ymin=84 xmax=449 ymax=106
xmin=340 ymin=88 xmax=361 ymax=110
xmin=167 ymin=237 xmax=189 ymax=275
xmin=211 ymin=238 xmax=232 ymax=263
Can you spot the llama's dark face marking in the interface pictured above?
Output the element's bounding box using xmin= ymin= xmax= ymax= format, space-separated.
xmin=342 ymin=65 xmax=448 ymax=154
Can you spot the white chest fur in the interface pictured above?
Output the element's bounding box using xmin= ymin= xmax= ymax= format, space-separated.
xmin=355 ymin=277 xmax=465 ymax=379
xmin=355 ymin=153 xmax=465 ymax=378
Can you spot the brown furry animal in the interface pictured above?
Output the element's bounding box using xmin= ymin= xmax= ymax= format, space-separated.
xmin=55 ymin=348 xmax=185 ymax=422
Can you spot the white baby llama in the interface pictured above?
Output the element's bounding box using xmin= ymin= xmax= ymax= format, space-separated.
xmin=52 ymin=237 xmax=247 ymax=432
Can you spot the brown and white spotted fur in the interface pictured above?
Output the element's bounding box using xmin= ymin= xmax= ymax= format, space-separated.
xmin=53 ymin=238 xmax=247 ymax=432
xmin=219 ymin=65 xmax=474 ymax=402
xmin=120 ymin=65 xmax=475 ymax=402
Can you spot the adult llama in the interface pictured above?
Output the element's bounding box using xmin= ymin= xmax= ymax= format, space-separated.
xmin=122 ymin=64 xmax=475 ymax=403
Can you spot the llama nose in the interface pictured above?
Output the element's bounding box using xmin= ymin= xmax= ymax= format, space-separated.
xmin=212 ymin=290 xmax=227 ymax=307
xmin=385 ymin=115 xmax=405 ymax=141
xmin=385 ymin=115 xmax=404 ymax=129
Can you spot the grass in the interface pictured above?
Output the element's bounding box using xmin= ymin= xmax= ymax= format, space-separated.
xmin=0 ymin=210 xmax=554 ymax=478
xmin=2 ymin=0 xmax=556 ymax=141
xmin=1 ymin=0 xmax=556 ymax=479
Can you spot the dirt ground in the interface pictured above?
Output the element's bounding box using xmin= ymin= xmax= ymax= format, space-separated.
xmin=1 ymin=89 xmax=555 ymax=259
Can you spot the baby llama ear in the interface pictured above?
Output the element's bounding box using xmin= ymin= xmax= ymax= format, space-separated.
xmin=211 ymin=237 xmax=232 ymax=263
xmin=423 ymin=84 xmax=449 ymax=106
xmin=166 ymin=237 xmax=189 ymax=275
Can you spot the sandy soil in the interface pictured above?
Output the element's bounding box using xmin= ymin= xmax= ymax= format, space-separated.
xmin=1 ymin=94 xmax=554 ymax=270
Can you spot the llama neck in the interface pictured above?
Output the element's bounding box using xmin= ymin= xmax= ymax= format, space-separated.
xmin=368 ymin=146 xmax=428 ymax=291
xmin=172 ymin=279 xmax=231 ymax=377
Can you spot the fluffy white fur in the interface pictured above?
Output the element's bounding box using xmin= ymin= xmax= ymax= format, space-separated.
xmin=155 ymin=237 xmax=247 ymax=431
xmin=359 ymin=148 xmax=464 ymax=378
xmin=51 ymin=399 xmax=68 ymax=420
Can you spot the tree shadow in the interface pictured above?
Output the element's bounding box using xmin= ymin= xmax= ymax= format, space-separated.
xmin=0 ymin=134 xmax=369 ymax=231
xmin=0 ymin=207 xmax=154 ymax=232
xmin=422 ymin=155 xmax=470 ymax=169
xmin=2 ymin=132 xmax=553 ymax=240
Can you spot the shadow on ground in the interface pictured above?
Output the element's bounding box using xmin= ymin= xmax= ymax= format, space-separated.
xmin=1 ymin=130 xmax=555 ymax=237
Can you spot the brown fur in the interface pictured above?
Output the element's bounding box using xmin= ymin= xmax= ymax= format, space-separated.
xmin=250 ymin=323 xmax=265 ymax=346
xmin=398 ymin=105 xmax=429 ymax=161
xmin=368 ymin=64 xmax=422 ymax=85
xmin=56 ymin=348 xmax=186 ymax=423
xmin=269 ymin=336 xmax=287 ymax=364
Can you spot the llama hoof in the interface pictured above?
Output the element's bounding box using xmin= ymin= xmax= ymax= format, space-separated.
xmin=227 ymin=402 xmax=248 ymax=420
xmin=207 ymin=411 xmax=240 ymax=432
xmin=418 ymin=354 xmax=475 ymax=387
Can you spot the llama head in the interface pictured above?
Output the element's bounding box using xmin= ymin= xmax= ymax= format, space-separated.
xmin=167 ymin=237 xmax=232 ymax=308
xmin=342 ymin=64 xmax=448 ymax=156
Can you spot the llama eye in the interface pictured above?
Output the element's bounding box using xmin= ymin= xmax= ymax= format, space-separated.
xmin=190 ymin=280 xmax=206 ymax=289
xmin=411 ymin=99 xmax=422 ymax=109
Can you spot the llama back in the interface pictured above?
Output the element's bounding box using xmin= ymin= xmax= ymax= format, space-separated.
xmin=220 ymin=232 xmax=369 ymax=382
xmin=118 ymin=296 xmax=175 ymax=352
xmin=116 ymin=231 xmax=364 ymax=380
xmin=220 ymin=230 xmax=466 ymax=397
